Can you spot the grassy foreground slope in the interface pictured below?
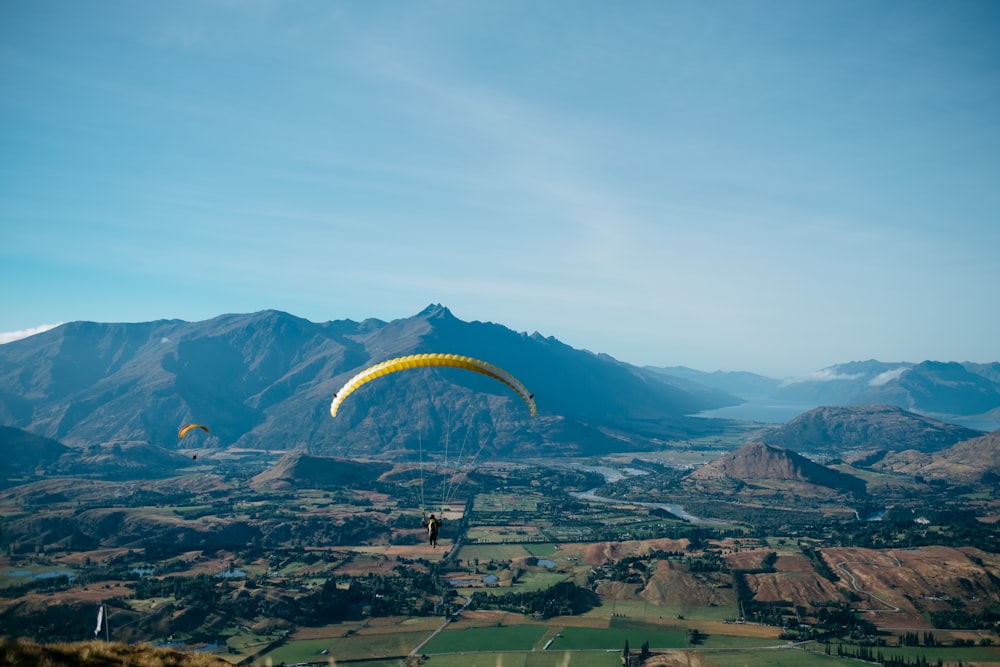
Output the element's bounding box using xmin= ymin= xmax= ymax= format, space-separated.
xmin=0 ymin=639 xmax=229 ymax=667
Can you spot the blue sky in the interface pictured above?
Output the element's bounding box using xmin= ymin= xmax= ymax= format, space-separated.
xmin=2 ymin=1 xmax=998 ymax=378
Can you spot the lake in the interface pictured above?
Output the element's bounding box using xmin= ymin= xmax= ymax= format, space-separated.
xmin=698 ymin=399 xmax=1000 ymax=432
xmin=696 ymin=400 xmax=820 ymax=424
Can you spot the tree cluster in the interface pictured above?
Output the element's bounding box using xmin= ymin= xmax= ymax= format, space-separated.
xmin=469 ymin=581 xmax=598 ymax=618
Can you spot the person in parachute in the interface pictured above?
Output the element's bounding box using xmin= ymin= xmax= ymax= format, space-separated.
xmin=422 ymin=513 xmax=442 ymax=548
xmin=179 ymin=423 xmax=209 ymax=459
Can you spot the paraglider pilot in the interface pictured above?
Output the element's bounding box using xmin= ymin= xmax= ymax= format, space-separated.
xmin=422 ymin=513 xmax=442 ymax=548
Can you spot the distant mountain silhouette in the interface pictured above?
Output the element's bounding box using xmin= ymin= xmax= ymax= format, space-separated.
xmin=756 ymin=405 xmax=983 ymax=456
xmin=654 ymin=360 xmax=1000 ymax=421
xmin=771 ymin=360 xmax=1000 ymax=417
xmin=648 ymin=366 xmax=782 ymax=399
xmin=0 ymin=305 xmax=739 ymax=461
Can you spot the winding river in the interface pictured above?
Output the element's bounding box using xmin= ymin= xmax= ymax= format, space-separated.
xmin=570 ymin=487 xmax=730 ymax=527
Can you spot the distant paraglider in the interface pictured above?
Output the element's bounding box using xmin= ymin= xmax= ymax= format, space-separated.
xmin=329 ymin=353 xmax=537 ymax=418
xmin=178 ymin=423 xmax=210 ymax=439
xmin=179 ymin=423 xmax=209 ymax=459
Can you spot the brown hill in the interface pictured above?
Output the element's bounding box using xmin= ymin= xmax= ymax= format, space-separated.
xmin=0 ymin=475 xmax=230 ymax=507
xmin=758 ymin=404 xmax=983 ymax=456
xmin=55 ymin=441 xmax=197 ymax=479
xmin=871 ymin=428 xmax=1000 ymax=483
xmin=0 ymin=638 xmax=229 ymax=666
xmin=0 ymin=425 xmax=70 ymax=485
xmin=250 ymin=452 xmax=391 ymax=490
xmin=687 ymin=441 xmax=866 ymax=495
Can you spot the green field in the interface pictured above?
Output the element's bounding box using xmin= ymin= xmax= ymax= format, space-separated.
xmin=524 ymin=543 xmax=559 ymax=557
xmin=554 ymin=625 xmax=687 ymax=650
xmin=251 ymin=639 xmax=1000 ymax=667
xmin=458 ymin=542 xmax=560 ymax=560
xmin=254 ymin=631 xmax=426 ymax=665
xmin=705 ymin=648 xmax=859 ymax=666
xmin=511 ymin=568 xmax=569 ymax=590
xmin=217 ymin=628 xmax=283 ymax=660
xmin=698 ymin=633 xmax=783 ymax=649
xmin=423 ymin=625 xmax=548 ymax=653
xmin=579 ymin=597 xmax=739 ymax=622
xmin=423 ymin=652 xmax=622 ymax=667
xmin=417 ymin=646 xmax=862 ymax=666
xmin=473 ymin=493 xmax=541 ymax=513
xmin=458 ymin=544 xmax=535 ymax=561
xmin=247 ymin=622 xmax=1000 ymax=667
xmin=255 ymin=638 xmax=338 ymax=664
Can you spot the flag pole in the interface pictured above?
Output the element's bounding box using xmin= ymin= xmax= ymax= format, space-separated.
xmin=95 ymin=603 xmax=110 ymax=641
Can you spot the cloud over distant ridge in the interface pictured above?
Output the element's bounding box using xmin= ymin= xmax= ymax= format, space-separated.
xmin=870 ymin=368 xmax=908 ymax=387
xmin=781 ymin=368 xmax=865 ymax=386
xmin=0 ymin=324 xmax=62 ymax=344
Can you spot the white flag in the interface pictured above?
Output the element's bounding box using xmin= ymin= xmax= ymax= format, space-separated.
xmin=95 ymin=605 xmax=104 ymax=637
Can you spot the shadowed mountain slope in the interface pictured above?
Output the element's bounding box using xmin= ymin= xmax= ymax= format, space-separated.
xmin=1 ymin=425 xmax=70 ymax=484
xmin=0 ymin=305 xmax=738 ymax=460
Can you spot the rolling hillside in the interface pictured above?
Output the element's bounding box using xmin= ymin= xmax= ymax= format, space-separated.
xmin=756 ymin=405 xmax=984 ymax=456
xmin=686 ymin=440 xmax=867 ymax=495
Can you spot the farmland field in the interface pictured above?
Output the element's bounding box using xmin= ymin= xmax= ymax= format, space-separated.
xmin=704 ymin=649 xmax=859 ymax=666
xmin=4 ymin=444 xmax=1000 ymax=667
xmin=458 ymin=543 xmax=536 ymax=561
xmin=423 ymin=624 xmax=548 ymax=653
xmin=254 ymin=630 xmax=425 ymax=664
xmin=421 ymin=652 xmax=622 ymax=667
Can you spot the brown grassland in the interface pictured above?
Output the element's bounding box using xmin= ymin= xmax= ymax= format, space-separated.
xmin=0 ymin=638 xmax=231 ymax=666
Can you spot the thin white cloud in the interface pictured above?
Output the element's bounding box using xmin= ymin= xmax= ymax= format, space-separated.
xmin=0 ymin=323 xmax=62 ymax=344
xmin=869 ymin=368 xmax=908 ymax=387
xmin=780 ymin=368 xmax=865 ymax=386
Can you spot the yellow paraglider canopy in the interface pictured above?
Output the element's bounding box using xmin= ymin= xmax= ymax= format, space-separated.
xmin=178 ymin=423 xmax=209 ymax=439
xmin=330 ymin=353 xmax=536 ymax=418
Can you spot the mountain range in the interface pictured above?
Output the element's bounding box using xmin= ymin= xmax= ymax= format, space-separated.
xmin=654 ymin=360 xmax=1000 ymax=421
xmin=0 ymin=305 xmax=739 ymax=465
xmin=1 ymin=305 xmax=997 ymax=478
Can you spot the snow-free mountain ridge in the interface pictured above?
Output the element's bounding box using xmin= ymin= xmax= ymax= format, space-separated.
xmin=0 ymin=305 xmax=738 ymax=459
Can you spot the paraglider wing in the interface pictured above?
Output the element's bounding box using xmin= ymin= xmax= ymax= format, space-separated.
xmin=329 ymin=353 xmax=537 ymax=418
xmin=178 ymin=423 xmax=210 ymax=439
